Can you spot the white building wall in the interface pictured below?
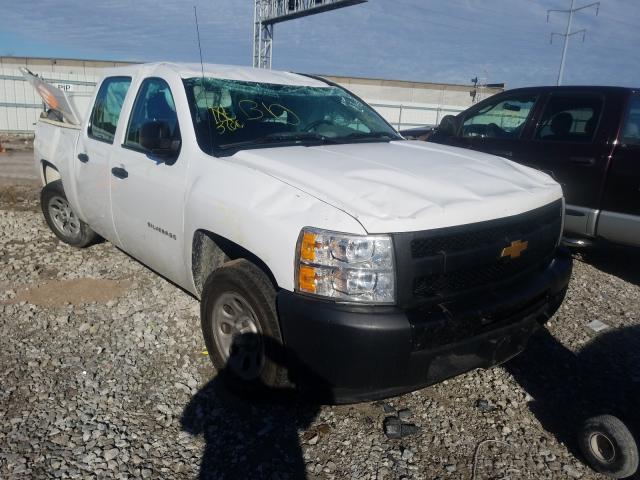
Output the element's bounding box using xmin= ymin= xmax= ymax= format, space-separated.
xmin=324 ymin=75 xmax=503 ymax=129
xmin=0 ymin=56 xmax=503 ymax=134
xmin=0 ymin=57 xmax=130 ymax=133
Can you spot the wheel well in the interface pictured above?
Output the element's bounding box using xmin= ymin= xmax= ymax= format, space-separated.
xmin=191 ymin=229 xmax=278 ymax=296
xmin=41 ymin=161 xmax=61 ymax=185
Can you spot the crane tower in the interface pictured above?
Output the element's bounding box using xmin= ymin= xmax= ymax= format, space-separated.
xmin=253 ymin=0 xmax=367 ymax=69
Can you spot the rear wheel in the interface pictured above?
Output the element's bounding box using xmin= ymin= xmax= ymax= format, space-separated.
xmin=200 ymin=259 xmax=288 ymax=392
xmin=41 ymin=180 xmax=98 ymax=248
xmin=578 ymin=414 xmax=639 ymax=478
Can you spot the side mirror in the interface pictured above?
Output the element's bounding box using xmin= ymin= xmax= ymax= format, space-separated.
xmin=139 ymin=121 xmax=180 ymax=158
xmin=437 ymin=115 xmax=460 ymax=137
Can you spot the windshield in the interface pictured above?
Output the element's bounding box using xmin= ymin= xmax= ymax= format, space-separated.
xmin=183 ymin=77 xmax=400 ymax=155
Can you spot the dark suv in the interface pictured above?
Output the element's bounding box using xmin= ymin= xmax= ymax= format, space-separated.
xmin=428 ymin=86 xmax=640 ymax=248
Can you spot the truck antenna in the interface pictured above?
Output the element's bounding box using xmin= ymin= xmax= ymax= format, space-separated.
xmin=194 ymin=5 xmax=206 ymax=81
xmin=193 ymin=5 xmax=214 ymax=153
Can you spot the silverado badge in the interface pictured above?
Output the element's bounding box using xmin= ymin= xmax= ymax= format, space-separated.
xmin=501 ymin=239 xmax=529 ymax=259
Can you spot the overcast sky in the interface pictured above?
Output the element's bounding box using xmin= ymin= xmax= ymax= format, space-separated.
xmin=0 ymin=0 xmax=637 ymax=88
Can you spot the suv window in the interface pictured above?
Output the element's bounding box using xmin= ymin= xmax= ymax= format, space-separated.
xmin=461 ymin=95 xmax=537 ymax=139
xmin=621 ymin=94 xmax=640 ymax=145
xmin=125 ymin=78 xmax=180 ymax=151
xmin=535 ymin=94 xmax=603 ymax=143
xmin=88 ymin=76 xmax=131 ymax=143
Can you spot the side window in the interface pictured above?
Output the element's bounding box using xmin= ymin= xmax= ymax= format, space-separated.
xmin=124 ymin=78 xmax=180 ymax=151
xmin=535 ymin=94 xmax=603 ymax=143
xmin=621 ymin=94 xmax=640 ymax=145
xmin=461 ymin=95 xmax=537 ymax=139
xmin=88 ymin=77 xmax=131 ymax=143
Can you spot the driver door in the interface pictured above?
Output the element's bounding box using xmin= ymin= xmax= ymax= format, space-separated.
xmin=457 ymin=93 xmax=540 ymax=161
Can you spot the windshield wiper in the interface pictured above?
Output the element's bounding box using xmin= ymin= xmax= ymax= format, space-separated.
xmin=342 ymin=131 xmax=401 ymax=141
xmin=218 ymin=132 xmax=337 ymax=150
xmin=264 ymin=132 xmax=338 ymax=143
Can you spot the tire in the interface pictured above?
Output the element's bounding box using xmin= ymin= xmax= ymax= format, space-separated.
xmin=41 ymin=180 xmax=98 ymax=248
xmin=200 ymin=259 xmax=288 ymax=392
xmin=578 ymin=414 xmax=639 ymax=478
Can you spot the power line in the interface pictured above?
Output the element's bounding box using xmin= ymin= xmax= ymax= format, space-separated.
xmin=547 ymin=0 xmax=600 ymax=86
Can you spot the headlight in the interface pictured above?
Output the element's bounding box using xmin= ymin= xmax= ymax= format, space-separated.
xmin=295 ymin=227 xmax=395 ymax=304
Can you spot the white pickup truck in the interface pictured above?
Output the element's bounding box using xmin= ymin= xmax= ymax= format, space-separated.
xmin=30 ymin=62 xmax=572 ymax=402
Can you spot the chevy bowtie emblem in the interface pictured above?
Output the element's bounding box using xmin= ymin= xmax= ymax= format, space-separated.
xmin=501 ymin=240 xmax=529 ymax=259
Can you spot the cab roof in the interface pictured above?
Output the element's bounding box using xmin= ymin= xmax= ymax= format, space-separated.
xmin=101 ymin=62 xmax=329 ymax=87
xmin=498 ymin=85 xmax=638 ymax=95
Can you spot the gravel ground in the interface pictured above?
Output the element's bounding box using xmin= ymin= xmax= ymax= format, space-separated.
xmin=1 ymin=183 xmax=639 ymax=480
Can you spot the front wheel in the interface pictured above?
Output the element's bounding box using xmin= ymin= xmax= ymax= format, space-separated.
xmin=200 ymin=259 xmax=288 ymax=392
xmin=41 ymin=180 xmax=98 ymax=248
xmin=578 ymin=414 xmax=639 ymax=478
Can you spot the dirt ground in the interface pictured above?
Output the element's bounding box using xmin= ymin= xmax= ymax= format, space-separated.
xmin=0 ymin=145 xmax=39 ymax=187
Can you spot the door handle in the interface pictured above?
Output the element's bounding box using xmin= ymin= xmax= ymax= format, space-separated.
xmin=77 ymin=153 xmax=89 ymax=163
xmin=111 ymin=167 xmax=128 ymax=179
xmin=569 ymin=156 xmax=595 ymax=166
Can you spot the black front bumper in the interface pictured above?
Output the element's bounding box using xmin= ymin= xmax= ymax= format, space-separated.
xmin=277 ymin=249 xmax=572 ymax=403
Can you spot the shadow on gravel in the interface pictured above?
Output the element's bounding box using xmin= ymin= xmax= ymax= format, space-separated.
xmin=575 ymin=245 xmax=640 ymax=287
xmin=181 ymin=333 xmax=331 ymax=479
xmin=506 ymin=326 xmax=640 ymax=472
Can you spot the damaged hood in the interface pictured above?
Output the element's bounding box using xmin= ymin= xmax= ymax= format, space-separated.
xmin=233 ymin=140 xmax=563 ymax=233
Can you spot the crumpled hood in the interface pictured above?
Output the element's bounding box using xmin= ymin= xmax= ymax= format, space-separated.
xmin=232 ymin=140 xmax=563 ymax=233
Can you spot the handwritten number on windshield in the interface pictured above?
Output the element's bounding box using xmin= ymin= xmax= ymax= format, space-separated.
xmin=210 ymin=106 xmax=243 ymax=134
xmin=238 ymin=100 xmax=301 ymax=126
xmin=238 ymin=100 xmax=264 ymax=121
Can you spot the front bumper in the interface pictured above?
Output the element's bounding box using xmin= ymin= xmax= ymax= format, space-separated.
xmin=277 ymin=249 xmax=572 ymax=403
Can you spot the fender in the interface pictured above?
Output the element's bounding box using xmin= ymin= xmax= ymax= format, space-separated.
xmin=182 ymin=153 xmax=365 ymax=295
xmin=33 ymin=120 xmax=86 ymax=221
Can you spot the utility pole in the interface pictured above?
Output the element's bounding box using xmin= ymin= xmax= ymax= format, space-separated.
xmin=547 ymin=0 xmax=599 ymax=86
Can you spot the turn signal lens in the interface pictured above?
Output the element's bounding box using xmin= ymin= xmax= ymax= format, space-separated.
xmin=298 ymin=265 xmax=317 ymax=293
xmin=300 ymin=231 xmax=317 ymax=262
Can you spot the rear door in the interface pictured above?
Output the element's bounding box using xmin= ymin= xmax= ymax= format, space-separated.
xmin=75 ymin=76 xmax=131 ymax=240
xmin=521 ymin=91 xmax=612 ymax=212
xmin=598 ymin=92 xmax=640 ymax=245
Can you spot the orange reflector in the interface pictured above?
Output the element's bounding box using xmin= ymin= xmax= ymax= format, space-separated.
xmin=300 ymin=231 xmax=317 ymax=262
xmin=298 ymin=265 xmax=317 ymax=293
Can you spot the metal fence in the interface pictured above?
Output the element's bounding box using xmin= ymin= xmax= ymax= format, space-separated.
xmin=369 ymin=102 xmax=465 ymax=130
xmin=0 ymin=73 xmax=98 ymax=134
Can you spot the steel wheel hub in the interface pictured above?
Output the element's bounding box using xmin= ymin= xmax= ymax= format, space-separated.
xmin=590 ymin=432 xmax=616 ymax=463
xmin=211 ymin=292 xmax=264 ymax=380
xmin=49 ymin=196 xmax=81 ymax=237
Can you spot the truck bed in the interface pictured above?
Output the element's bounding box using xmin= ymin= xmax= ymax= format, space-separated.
xmin=33 ymin=118 xmax=80 ymax=197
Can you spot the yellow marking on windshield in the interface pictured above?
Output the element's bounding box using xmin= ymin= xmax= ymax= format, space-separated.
xmin=238 ymin=100 xmax=264 ymax=121
xmin=238 ymin=100 xmax=301 ymax=126
xmin=209 ymin=106 xmax=244 ymax=134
